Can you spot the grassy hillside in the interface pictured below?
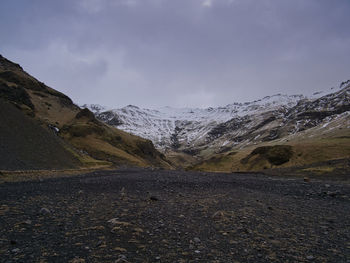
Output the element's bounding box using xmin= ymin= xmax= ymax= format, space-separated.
xmin=0 ymin=55 xmax=171 ymax=170
xmin=190 ymin=126 xmax=350 ymax=175
xmin=60 ymin=108 xmax=170 ymax=167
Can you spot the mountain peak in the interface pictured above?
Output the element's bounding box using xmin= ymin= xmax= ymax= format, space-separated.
xmin=0 ymin=54 xmax=23 ymax=71
xmin=124 ymin=104 xmax=140 ymax=109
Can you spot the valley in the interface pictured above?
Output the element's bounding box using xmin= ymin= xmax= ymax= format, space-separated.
xmin=1 ymin=53 xmax=349 ymax=176
xmin=1 ymin=1 xmax=350 ymax=262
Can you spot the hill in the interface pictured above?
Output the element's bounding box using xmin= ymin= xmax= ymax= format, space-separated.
xmin=0 ymin=54 xmax=171 ymax=170
xmin=0 ymin=99 xmax=81 ymax=170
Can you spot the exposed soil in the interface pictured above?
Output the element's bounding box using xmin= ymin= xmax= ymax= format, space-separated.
xmin=0 ymin=169 xmax=349 ymax=262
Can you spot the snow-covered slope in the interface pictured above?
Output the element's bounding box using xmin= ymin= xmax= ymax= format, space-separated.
xmin=85 ymin=81 xmax=350 ymax=154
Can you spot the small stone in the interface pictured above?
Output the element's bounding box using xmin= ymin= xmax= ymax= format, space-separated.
xmin=96 ymin=240 xmax=103 ymax=246
xmin=107 ymin=218 xmax=122 ymax=225
xmin=212 ymin=211 xmax=225 ymax=220
xmin=111 ymin=227 xmax=121 ymax=233
xmin=306 ymin=255 xmax=314 ymax=260
xmin=12 ymin=248 xmax=20 ymax=253
xmin=150 ymin=196 xmax=159 ymax=201
xmin=69 ymin=258 xmax=86 ymax=263
xmin=40 ymin=207 xmax=51 ymax=214
xmin=120 ymin=187 xmax=127 ymax=198
xmin=194 ymin=250 xmax=200 ymax=254
xmin=155 ymin=256 xmax=161 ymax=260
xmin=113 ymin=247 xmax=127 ymax=252
xmin=193 ymin=237 xmax=201 ymax=243
xmin=115 ymin=254 xmax=128 ymax=262
xmin=179 ymin=214 xmax=185 ymax=218
xmin=24 ymin=220 xmax=32 ymax=225
xmin=328 ymin=191 xmax=338 ymax=197
xmin=325 ymin=184 xmax=330 ymax=188
xmin=78 ymin=190 xmax=84 ymax=195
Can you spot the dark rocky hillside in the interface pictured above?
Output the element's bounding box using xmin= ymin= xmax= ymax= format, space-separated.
xmin=0 ymin=99 xmax=80 ymax=170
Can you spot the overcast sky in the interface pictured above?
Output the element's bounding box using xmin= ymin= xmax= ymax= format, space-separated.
xmin=1 ymin=0 xmax=349 ymax=108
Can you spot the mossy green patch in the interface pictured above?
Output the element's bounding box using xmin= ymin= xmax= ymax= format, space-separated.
xmin=242 ymin=145 xmax=293 ymax=166
xmin=0 ymin=82 xmax=34 ymax=109
xmin=62 ymin=123 xmax=105 ymax=138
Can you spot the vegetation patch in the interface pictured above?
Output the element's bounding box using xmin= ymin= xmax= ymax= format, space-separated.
xmin=75 ymin=108 xmax=97 ymax=122
xmin=182 ymin=148 xmax=201 ymax=156
xmin=0 ymin=69 xmax=73 ymax=105
xmin=134 ymin=140 xmax=158 ymax=159
xmin=0 ymin=82 xmax=34 ymax=109
xmin=241 ymin=145 xmax=293 ymax=166
xmin=188 ymin=152 xmax=238 ymax=172
xmin=62 ymin=123 xmax=105 ymax=138
xmin=0 ymin=70 xmax=46 ymax=92
xmin=32 ymin=91 xmax=48 ymax=98
xmin=217 ymin=146 xmax=234 ymax=154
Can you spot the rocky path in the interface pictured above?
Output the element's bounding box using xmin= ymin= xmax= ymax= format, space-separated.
xmin=0 ymin=169 xmax=349 ymax=262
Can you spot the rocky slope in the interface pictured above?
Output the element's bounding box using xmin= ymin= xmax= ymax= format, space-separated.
xmin=0 ymin=99 xmax=80 ymax=170
xmin=1 ymin=169 xmax=349 ymax=262
xmin=0 ymin=54 xmax=171 ymax=170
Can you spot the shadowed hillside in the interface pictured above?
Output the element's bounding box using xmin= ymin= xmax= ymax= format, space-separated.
xmin=0 ymin=99 xmax=81 ymax=170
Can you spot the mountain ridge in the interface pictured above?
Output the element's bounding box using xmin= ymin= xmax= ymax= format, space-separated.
xmin=84 ymin=81 xmax=350 ymax=172
xmin=84 ymin=81 xmax=349 ymax=150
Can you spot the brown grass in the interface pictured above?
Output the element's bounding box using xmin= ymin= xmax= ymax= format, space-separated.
xmin=190 ymin=129 xmax=350 ymax=173
xmin=68 ymin=136 xmax=147 ymax=166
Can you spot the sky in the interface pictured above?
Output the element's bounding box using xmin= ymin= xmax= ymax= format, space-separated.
xmin=1 ymin=0 xmax=350 ymax=109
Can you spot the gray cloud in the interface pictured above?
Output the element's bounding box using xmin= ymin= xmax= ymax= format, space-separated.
xmin=1 ymin=0 xmax=349 ymax=108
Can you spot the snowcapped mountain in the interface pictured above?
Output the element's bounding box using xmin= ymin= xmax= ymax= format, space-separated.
xmin=84 ymin=81 xmax=350 ymax=155
xmin=81 ymin=104 xmax=109 ymax=115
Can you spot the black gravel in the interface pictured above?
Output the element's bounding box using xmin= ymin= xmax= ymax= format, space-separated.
xmin=0 ymin=169 xmax=349 ymax=263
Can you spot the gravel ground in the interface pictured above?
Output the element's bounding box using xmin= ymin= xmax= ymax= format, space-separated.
xmin=0 ymin=169 xmax=349 ymax=263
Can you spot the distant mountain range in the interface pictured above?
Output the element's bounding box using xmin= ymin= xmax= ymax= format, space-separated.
xmin=83 ymin=80 xmax=350 ymax=173
xmin=84 ymin=80 xmax=350 ymax=152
